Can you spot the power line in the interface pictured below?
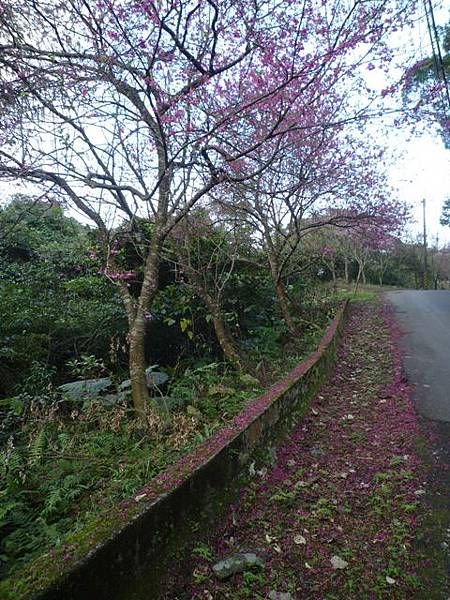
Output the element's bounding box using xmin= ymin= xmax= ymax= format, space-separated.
xmin=422 ymin=198 xmax=428 ymax=288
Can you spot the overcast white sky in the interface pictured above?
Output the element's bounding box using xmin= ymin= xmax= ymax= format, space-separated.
xmin=389 ymin=131 xmax=450 ymax=245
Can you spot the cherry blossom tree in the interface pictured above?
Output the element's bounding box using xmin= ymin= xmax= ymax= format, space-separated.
xmin=0 ymin=0 xmax=415 ymax=419
xmin=220 ymin=125 xmax=408 ymax=335
xmin=336 ymin=212 xmax=407 ymax=291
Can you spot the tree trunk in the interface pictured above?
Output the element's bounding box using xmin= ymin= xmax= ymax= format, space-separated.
xmin=275 ymin=279 xmax=300 ymax=337
xmin=262 ymin=232 xmax=300 ymax=337
xmin=176 ymin=246 xmax=243 ymax=369
xmin=201 ymin=294 xmax=242 ymax=369
xmin=117 ymin=239 xmax=161 ymax=422
xmin=330 ymin=259 xmax=337 ymax=293
xmin=129 ymin=312 xmax=149 ymax=421
xmin=379 ymin=263 xmax=387 ymax=287
xmin=344 ymin=257 xmax=349 ymax=283
xmin=211 ymin=309 xmax=243 ymax=369
xmin=361 ymin=268 xmax=366 ymax=285
xmin=354 ymin=262 xmax=363 ymax=295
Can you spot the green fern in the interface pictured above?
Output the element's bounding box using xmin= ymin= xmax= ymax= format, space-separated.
xmin=57 ymin=432 xmax=73 ymax=453
xmin=0 ymin=499 xmax=19 ymax=524
xmin=43 ymin=487 xmax=63 ymax=518
xmin=5 ymin=448 xmax=24 ymax=478
xmin=0 ymin=451 xmax=7 ymax=478
xmin=28 ymin=428 xmax=46 ymax=466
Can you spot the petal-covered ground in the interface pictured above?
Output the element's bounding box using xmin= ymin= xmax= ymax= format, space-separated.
xmin=162 ymin=300 xmax=446 ymax=599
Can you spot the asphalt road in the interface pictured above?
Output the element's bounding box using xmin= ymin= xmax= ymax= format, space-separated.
xmin=386 ymin=290 xmax=450 ymax=423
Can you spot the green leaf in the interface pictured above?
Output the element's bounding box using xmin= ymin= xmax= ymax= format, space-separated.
xmin=180 ymin=318 xmax=191 ymax=333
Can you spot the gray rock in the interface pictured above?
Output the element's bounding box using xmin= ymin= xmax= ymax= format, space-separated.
xmin=102 ymin=393 xmax=126 ymax=406
xmin=330 ymin=555 xmax=348 ymax=569
xmin=212 ymin=552 xmax=264 ymax=580
xmin=58 ymin=378 xmax=112 ymax=400
xmin=119 ymin=368 xmax=168 ymax=392
xmin=145 ymin=367 xmax=168 ymax=388
xmin=269 ymin=592 xmax=293 ymax=600
xmin=310 ymin=445 xmax=324 ymax=457
xmin=118 ymin=379 xmax=131 ymax=391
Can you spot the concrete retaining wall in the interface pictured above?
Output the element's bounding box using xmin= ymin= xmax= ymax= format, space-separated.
xmin=3 ymin=300 xmax=349 ymax=600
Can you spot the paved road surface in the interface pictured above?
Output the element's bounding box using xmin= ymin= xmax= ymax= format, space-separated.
xmin=386 ymin=290 xmax=450 ymax=423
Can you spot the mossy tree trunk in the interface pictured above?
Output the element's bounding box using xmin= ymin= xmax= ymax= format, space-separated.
xmin=181 ymin=261 xmax=243 ymax=369
xmin=206 ymin=298 xmax=243 ymax=370
xmin=118 ymin=236 xmax=162 ymax=423
xmin=275 ymin=278 xmax=300 ymax=337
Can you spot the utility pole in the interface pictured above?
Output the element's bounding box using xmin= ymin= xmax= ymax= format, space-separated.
xmin=432 ymin=234 xmax=439 ymax=289
xmin=422 ymin=198 xmax=428 ymax=289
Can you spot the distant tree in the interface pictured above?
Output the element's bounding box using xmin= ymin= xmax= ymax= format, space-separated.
xmin=433 ymin=243 xmax=450 ymax=287
xmin=440 ymin=197 xmax=450 ymax=226
xmin=220 ymin=131 xmax=407 ymax=336
xmin=0 ymin=194 xmax=87 ymax=262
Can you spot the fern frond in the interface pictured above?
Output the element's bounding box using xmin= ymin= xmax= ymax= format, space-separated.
xmin=28 ymin=428 xmax=47 ymax=466
xmin=57 ymin=432 xmax=73 ymax=452
xmin=42 ymin=487 xmax=62 ymax=518
xmin=6 ymin=449 xmax=23 ymax=475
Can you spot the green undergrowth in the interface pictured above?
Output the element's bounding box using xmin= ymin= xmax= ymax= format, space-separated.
xmin=0 ymin=302 xmax=338 ymax=589
xmin=335 ymin=282 xmax=403 ymax=304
